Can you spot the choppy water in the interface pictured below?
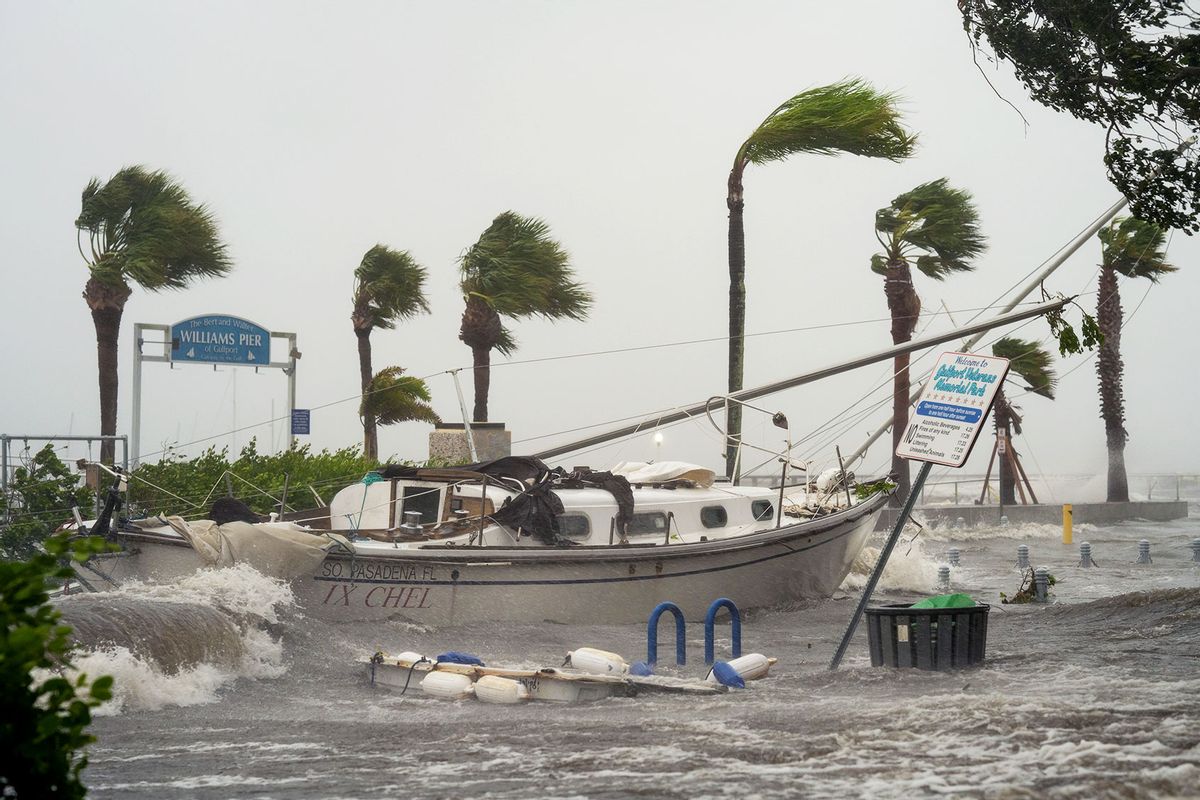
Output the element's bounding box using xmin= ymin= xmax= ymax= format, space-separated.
xmin=60 ymin=492 xmax=1200 ymax=799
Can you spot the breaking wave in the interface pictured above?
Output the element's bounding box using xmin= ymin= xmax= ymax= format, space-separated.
xmin=52 ymin=565 xmax=293 ymax=714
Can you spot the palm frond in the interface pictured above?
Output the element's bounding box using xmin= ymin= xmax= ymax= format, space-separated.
xmin=1099 ymin=217 xmax=1175 ymax=281
xmin=872 ymin=178 xmax=986 ymax=279
xmin=992 ymin=337 xmax=1057 ymax=399
xmin=741 ymin=78 xmax=916 ymax=166
xmin=360 ymin=367 xmax=441 ymax=427
xmin=352 ymin=244 xmax=431 ymax=330
xmin=75 ymin=165 xmax=232 ymax=291
xmin=459 ymin=211 xmax=593 ymax=322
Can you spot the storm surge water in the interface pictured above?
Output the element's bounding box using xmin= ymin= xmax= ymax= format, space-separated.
xmin=72 ymin=481 xmax=1200 ymax=799
xmin=53 ymin=565 xmax=293 ymax=714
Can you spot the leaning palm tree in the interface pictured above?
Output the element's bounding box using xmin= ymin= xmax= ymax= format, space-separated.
xmin=458 ymin=211 xmax=592 ymax=422
xmin=871 ymin=179 xmax=986 ymax=502
xmin=725 ymin=79 xmax=916 ymax=478
xmin=991 ymin=337 xmax=1057 ymax=505
xmin=1095 ymin=217 xmax=1174 ymax=501
xmin=360 ymin=367 xmax=440 ymax=458
xmin=75 ymin=166 xmax=231 ymax=464
xmin=351 ymin=245 xmax=431 ymax=460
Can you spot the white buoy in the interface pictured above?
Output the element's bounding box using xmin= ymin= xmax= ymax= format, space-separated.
xmin=419 ymin=670 xmax=475 ymax=700
xmin=705 ymin=653 xmax=772 ymax=684
xmin=566 ymin=647 xmax=628 ymax=675
xmin=474 ymin=675 xmax=531 ymax=704
xmin=393 ymin=651 xmax=426 ymax=664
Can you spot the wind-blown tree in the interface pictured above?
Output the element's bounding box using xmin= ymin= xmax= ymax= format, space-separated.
xmin=1095 ymin=217 xmax=1175 ymax=502
xmin=725 ymin=79 xmax=916 ymax=478
xmin=359 ymin=367 xmax=441 ymax=454
xmin=961 ymin=1 xmax=1200 ymax=233
xmin=991 ymin=337 xmax=1057 ymax=505
xmin=76 ymin=166 xmax=231 ymax=465
xmin=872 ymin=179 xmax=986 ymax=502
xmin=458 ymin=212 xmax=592 ymax=422
xmin=351 ymin=245 xmax=431 ymax=460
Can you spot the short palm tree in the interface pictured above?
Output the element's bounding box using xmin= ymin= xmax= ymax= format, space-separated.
xmin=359 ymin=367 xmax=440 ymax=457
xmin=872 ymin=178 xmax=986 ymax=502
xmin=725 ymin=79 xmax=916 ymax=478
xmin=76 ymin=166 xmax=231 ymax=464
xmin=351 ymin=245 xmax=431 ymax=460
xmin=458 ymin=211 xmax=592 ymax=422
xmin=991 ymin=337 xmax=1056 ymax=505
xmin=1095 ymin=217 xmax=1174 ymax=501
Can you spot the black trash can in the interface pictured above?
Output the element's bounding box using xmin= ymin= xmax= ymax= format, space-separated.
xmin=865 ymin=603 xmax=989 ymax=670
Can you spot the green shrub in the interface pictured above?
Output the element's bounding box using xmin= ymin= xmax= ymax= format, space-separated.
xmin=1 ymin=535 xmax=113 ymax=798
xmin=0 ymin=446 xmax=91 ymax=559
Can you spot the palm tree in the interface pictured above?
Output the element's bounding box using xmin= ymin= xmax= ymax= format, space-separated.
xmin=991 ymin=337 xmax=1057 ymax=505
xmin=1095 ymin=217 xmax=1174 ymax=501
xmin=725 ymin=78 xmax=916 ymax=478
xmin=75 ymin=166 xmax=231 ymax=464
xmin=351 ymin=245 xmax=431 ymax=460
xmin=360 ymin=367 xmax=440 ymax=458
xmin=871 ymin=179 xmax=986 ymax=502
xmin=458 ymin=211 xmax=592 ymax=422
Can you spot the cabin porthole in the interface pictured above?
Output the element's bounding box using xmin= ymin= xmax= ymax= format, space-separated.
xmin=701 ymin=506 xmax=728 ymax=529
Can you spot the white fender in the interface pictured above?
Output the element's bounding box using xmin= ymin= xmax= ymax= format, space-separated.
xmin=420 ymin=670 xmax=475 ymax=699
xmin=566 ymin=647 xmax=628 ymax=675
xmin=474 ymin=675 xmax=532 ymax=704
xmin=706 ymin=653 xmax=772 ymax=683
xmin=393 ymin=651 xmax=426 ymax=665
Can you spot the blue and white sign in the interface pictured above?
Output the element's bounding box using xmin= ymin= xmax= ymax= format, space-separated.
xmin=291 ymin=409 xmax=311 ymax=436
xmin=896 ymin=351 xmax=1010 ymax=468
xmin=170 ymin=315 xmax=271 ymax=365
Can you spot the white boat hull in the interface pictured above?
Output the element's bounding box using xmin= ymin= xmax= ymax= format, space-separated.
xmin=76 ymin=493 xmax=885 ymax=625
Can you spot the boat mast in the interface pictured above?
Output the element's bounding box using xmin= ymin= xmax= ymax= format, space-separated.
xmin=532 ymin=296 xmax=1071 ymax=461
xmin=839 ymin=196 xmax=1128 ymax=467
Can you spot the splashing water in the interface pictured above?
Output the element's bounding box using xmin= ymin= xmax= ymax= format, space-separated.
xmin=51 ymin=565 xmax=293 ymax=714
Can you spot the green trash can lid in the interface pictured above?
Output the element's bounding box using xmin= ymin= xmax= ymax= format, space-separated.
xmin=910 ymin=593 xmax=977 ymax=609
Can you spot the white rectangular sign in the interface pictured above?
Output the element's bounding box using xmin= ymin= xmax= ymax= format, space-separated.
xmin=896 ymin=351 xmax=1010 ymax=468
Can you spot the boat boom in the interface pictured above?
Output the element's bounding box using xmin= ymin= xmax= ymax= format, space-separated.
xmin=533 ymin=295 xmax=1072 ymax=461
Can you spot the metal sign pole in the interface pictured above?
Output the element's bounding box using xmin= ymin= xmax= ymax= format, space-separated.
xmin=131 ymin=323 xmax=144 ymax=468
xmin=829 ymin=460 xmax=933 ymax=671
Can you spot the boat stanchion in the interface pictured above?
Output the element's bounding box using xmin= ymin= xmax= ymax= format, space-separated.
xmin=703 ymin=598 xmax=742 ymax=666
xmin=647 ymin=602 xmax=686 ymax=666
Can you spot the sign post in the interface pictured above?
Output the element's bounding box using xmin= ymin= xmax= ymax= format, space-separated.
xmin=131 ymin=316 xmax=300 ymax=466
xmin=830 ymin=351 xmax=1009 ymax=670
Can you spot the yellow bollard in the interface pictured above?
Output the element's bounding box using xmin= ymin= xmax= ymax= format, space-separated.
xmin=1062 ymin=503 xmax=1073 ymax=544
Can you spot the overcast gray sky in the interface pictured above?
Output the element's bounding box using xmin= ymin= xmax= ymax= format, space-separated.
xmin=1 ymin=1 xmax=1196 ymax=490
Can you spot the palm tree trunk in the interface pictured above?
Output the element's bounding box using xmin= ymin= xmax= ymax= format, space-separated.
xmin=1096 ymin=265 xmax=1129 ymax=501
xmin=471 ymin=345 xmax=491 ymax=423
xmin=356 ymin=329 xmax=376 ymax=461
xmin=884 ymin=260 xmax=920 ymax=505
xmin=725 ymin=161 xmax=747 ymax=479
xmin=84 ymin=277 xmax=130 ymax=465
xmin=994 ymin=390 xmax=1017 ymax=505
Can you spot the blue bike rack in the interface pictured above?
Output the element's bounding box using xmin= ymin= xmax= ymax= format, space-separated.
xmin=647 ymin=602 xmax=686 ymax=665
xmin=704 ymin=597 xmax=742 ymax=665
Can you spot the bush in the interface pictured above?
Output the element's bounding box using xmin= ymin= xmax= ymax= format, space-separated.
xmin=127 ymin=439 xmax=406 ymax=518
xmin=1 ymin=535 xmax=113 ymax=798
xmin=0 ymin=446 xmax=92 ymax=559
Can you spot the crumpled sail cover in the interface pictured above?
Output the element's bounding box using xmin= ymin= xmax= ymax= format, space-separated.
xmin=610 ymin=461 xmax=716 ymax=488
xmin=165 ymin=517 xmax=335 ymax=580
xmin=379 ymin=456 xmax=638 ymax=546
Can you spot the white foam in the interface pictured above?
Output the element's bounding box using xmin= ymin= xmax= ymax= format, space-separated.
xmin=53 ymin=566 xmax=292 ymax=713
xmin=840 ymin=538 xmax=940 ymax=593
xmin=108 ymin=563 xmax=295 ymax=623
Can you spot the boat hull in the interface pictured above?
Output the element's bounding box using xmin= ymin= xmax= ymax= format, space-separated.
xmin=76 ymin=493 xmax=885 ymax=625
